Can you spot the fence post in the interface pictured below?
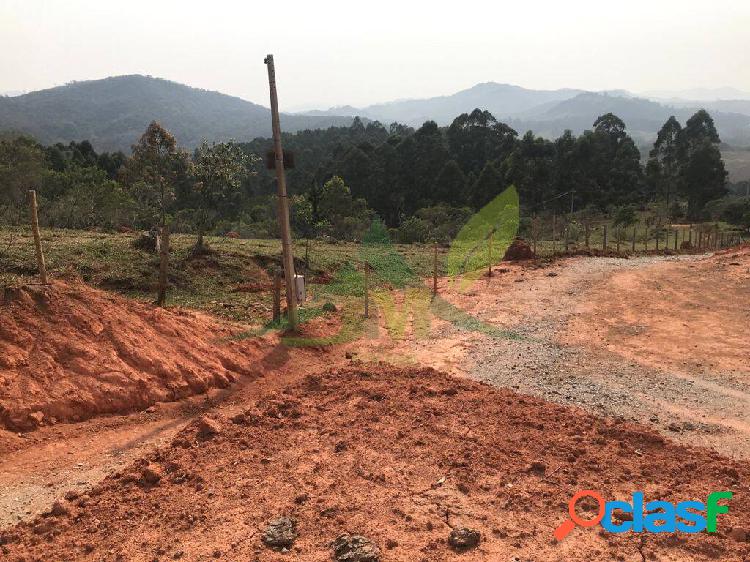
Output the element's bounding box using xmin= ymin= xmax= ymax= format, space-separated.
xmin=632 ymin=225 xmax=637 ymax=252
xmin=363 ymin=261 xmax=369 ymax=319
xmin=433 ymin=243 xmax=438 ymax=297
xmin=602 ymin=224 xmax=608 ymax=251
xmin=28 ymin=190 xmax=48 ymax=285
xmin=273 ymin=270 xmax=281 ymax=322
xmin=552 ymin=214 xmax=557 ymax=256
xmin=156 ymin=224 xmax=169 ymax=306
xmin=487 ymin=232 xmax=493 ymax=277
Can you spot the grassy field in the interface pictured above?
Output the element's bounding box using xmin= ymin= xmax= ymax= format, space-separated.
xmin=0 ymin=227 xmax=448 ymax=324
xmin=1 ymin=223 xmax=742 ymax=327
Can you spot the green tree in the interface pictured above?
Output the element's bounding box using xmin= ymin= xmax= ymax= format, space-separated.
xmin=447 ymin=109 xmax=517 ymax=176
xmin=191 ymin=140 xmax=255 ymax=250
xmin=318 ymin=176 xmax=373 ymax=240
xmin=678 ymin=110 xmax=727 ymax=219
xmin=433 ymin=160 xmax=466 ymax=206
xmin=647 ymin=116 xmax=682 ymax=204
xmin=469 ymin=161 xmax=504 ymax=209
xmin=0 ymin=136 xmax=47 ymax=223
xmin=123 ymin=121 xmax=188 ymax=226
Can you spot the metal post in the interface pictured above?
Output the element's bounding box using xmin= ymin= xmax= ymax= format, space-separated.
xmin=264 ymin=54 xmax=298 ymax=330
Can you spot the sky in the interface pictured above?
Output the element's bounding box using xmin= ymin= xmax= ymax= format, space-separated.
xmin=1 ymin=0 xmax=749 ymax=110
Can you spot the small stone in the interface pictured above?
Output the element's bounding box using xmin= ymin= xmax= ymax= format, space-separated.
xmin=196 ymin=416 xmax=222 ymax=439
xmin=334 ymin=441 xmax=348 ymax=453
xmin=448 ymin=527 xmax=481 ymax=551
xmin=63 ymin=490 xmax=79 ymax=501
xmin=50 ymin=501 xmax=69 ymax=517
xmin=667 ymin=423 xmax=681 ymax=432
xmin=729 ymin=527 xmax=747 ymax=542
xmin=527 ymin=461 xmax=547 ymax=475
xmin=140 ymin=466 xmax=162 ymax=486
xmin=332 ymin=534 xmax=381 ymax=562
xmin=29 ymin=411 xmax=45 ymax=425
xmin=145 ymin=406 xmax=157 ymax=414
xmin=262 ymin=516 xmax=297 ymax=550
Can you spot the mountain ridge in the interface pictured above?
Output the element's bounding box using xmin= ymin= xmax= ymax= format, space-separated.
xmin=0 ymin=75 xmax=355 ymax=152
xmin=1 ymin=75 xmax=749 ymax=152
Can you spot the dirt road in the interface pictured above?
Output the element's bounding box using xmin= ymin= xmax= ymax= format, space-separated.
xmin=357 ymin=247 xmax=750 ymax=458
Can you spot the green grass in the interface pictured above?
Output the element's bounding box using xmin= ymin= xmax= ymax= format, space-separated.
xmin=0 ymin=227 xmax=450 ymax=325
xmin=1 ymin=222 xmax=740 ymax=331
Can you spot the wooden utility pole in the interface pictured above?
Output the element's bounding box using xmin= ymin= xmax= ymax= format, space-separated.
xmin=273 ymin=270 xmax=281 ymax=323
xmin=264 ymin=54 xmax=299 ymax=330
xmin=632 ymin=225 xmax=637 ymax=252
xmin=602 ymin=224 xmax=608 ymax=251
xmin=28 ymin=190 xmax=48 ymax=285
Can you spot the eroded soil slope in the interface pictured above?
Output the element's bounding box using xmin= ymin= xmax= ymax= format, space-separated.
xmin=2 ymin=366 xmax=748 ymax=562
xmin=0 ymin=281 xmax=263 ymax=431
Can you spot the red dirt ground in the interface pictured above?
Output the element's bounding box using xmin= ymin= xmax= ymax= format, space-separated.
xmin=1 ymin=366 xmax=747 ymax=561
xmin=565 ymin=245 xmax=750 ymax=376
xmin=0 ymin=281 xmax=265 ymax=431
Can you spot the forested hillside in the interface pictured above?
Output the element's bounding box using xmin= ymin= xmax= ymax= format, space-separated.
xmin=0 ymin=76 xmax=354 ymax=152
xmin=2 ymin=103 xmax=744 ymax=247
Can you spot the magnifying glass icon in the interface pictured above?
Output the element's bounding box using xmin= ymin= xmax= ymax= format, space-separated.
xmin=554 ymin=490 xmax=605 ymax=541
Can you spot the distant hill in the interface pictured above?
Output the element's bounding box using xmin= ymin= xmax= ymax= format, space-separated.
xmin=300 ymin=83 xmax=585 ymax=125
xmin=0 ymin=75 xmax=355 ymax=152
xmin=507 ymin=92 xmax=750 ymax=145
xmin=301 ymin=83 xmax=750 ymax=146
xmin=3 ymin=76 xmax=749 ymax=154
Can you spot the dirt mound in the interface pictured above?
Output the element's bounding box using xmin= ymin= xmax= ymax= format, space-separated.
xmin=502 ymin=237 xmax=536 ymax=261
xmin=0 ymin=281 xmax=262 ymax=431
xmin=2 ymin=366 xmax=747 ymax=561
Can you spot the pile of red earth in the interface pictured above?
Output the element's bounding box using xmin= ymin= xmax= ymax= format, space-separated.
xmin=2 ymin=366 xmax=747 ymax=561
xmin=502 ymin=237 xmax=536 ymax=261
xmin=0 ymin=281 xmax=262 ymax=431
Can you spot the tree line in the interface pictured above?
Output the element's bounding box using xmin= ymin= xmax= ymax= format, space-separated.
xmin=0 ymin=107 xmax=745 ymax=246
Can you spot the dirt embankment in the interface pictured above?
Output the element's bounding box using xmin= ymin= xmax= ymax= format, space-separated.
xmin=1 ymin=366 xmax=747 ymax=561
xmin=0 ymin=281 xmax=264 ymax=431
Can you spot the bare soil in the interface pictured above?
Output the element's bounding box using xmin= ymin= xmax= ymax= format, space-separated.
xmin=0 ymin=281 xmax=263 ymax=432
xmin=358 ymin=246 xmax=750 ymax=458
xmin=1 ymin=247 xmax=749 ymax=561
xmin=2 ymin=366 xmax=748 ymax=562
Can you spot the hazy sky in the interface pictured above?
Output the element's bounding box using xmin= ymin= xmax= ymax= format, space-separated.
xmin=1 ymin=0 xmax=749 ymax=110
